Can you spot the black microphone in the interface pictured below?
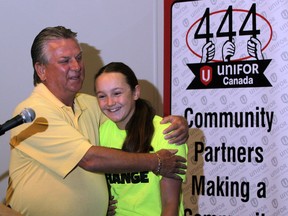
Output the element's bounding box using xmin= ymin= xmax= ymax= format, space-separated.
xmin=0 ymin=108 xmax=36 ymax=136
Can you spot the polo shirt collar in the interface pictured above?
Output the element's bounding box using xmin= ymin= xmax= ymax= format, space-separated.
xmin=34 ymin=83 xmax=86 ymax=112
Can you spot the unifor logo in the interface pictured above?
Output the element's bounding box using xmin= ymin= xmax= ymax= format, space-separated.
xmin=200 ymin=66 xmax=212 ymax=85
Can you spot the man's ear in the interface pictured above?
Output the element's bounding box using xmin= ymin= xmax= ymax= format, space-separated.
xmin=35 ymin=62 xmax=47 ymax=82
xmin=134 ymin=85 xmax=141 ymax=100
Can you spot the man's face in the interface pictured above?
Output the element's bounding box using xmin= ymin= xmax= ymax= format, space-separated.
xmin=37 ymin=38 xmax=85 ymax=104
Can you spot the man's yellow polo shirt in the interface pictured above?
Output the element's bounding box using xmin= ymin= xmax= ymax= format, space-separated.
xmin=6 ymin=83 xmax=108 ymax=216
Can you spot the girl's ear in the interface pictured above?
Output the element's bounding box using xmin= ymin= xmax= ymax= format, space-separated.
xmin=35 ymin=63 xmax=47 ymax=82
xmin=134 ymin=85 xmax=141 ymax=100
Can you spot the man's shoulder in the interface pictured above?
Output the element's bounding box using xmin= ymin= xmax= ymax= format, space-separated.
xmin=76 ymin=93 xmax=98 ymax=106
xmin=75 ymin=93 xmax=103 ymax=119
xmin=76 ymin=93 xmax=96 ymax=100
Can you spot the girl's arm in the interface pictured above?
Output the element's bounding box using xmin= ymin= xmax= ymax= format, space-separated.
xmin=160 ymin=177 xmax=182 ymax=216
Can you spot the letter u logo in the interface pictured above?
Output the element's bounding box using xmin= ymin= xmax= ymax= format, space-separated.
xmin=200 ymin=66 xmax=212 ymax=86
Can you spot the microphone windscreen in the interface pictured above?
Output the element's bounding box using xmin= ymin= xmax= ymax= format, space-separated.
xmin=21 ymin=108 xmax=36 ymax=123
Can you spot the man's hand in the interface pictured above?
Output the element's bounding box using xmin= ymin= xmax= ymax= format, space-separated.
xmin=161 ymin=115 xmax=189 ymax=145
xmin=106 ymin=196 xmax=117 ymax=216
xmin=153 ymin=149 xmax=187 ymax=180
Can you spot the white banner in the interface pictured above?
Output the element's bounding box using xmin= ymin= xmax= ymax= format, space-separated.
xmin=165 ymin=1 xmax=288 ymax=215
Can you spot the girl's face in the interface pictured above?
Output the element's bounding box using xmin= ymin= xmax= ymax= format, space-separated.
xmin=95 ymin=72 xmax=140 ymax=130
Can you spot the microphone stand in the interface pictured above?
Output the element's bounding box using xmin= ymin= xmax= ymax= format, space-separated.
xmin=0 ymin=124 xmax=4 ymax=136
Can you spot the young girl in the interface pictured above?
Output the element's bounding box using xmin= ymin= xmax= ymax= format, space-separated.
xmin=94 ymin=62 xmax=187 ymax=216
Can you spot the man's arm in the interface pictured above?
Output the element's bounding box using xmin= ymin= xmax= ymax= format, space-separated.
xmin=161 ymin=115 xmax=189 ymax=145
xmin=78 ymin=147 xmax=186 ymax=179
